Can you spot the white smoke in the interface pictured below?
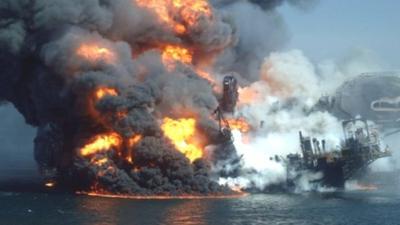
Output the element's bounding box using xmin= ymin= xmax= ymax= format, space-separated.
xmin=260 ymin=49 xmax=320 ymax=99
xmin=318 ymin=48 xmax=385 ymax=94
xmin=371 ymin=134 xmax=400 ymax=172
xmin=219 ymin=48 xmax=384 ymax=191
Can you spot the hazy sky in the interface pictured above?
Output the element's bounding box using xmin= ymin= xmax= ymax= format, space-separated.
xmin=0 ymin=104 xmax=37 ymax=173
xmin=280 ymin=0 xmax=400 ymax=69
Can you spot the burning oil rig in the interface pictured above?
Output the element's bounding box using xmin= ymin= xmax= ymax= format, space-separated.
xmin=215 ymin=74 xmax=394 ymax=191
xmin=286 ymin=119 xmax=392 ymax=189
xmin=3 ymin=0 xmax=396 ymax=196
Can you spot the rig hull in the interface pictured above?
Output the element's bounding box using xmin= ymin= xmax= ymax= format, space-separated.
xmin=287 ymin=119 xmax=392 ymax=189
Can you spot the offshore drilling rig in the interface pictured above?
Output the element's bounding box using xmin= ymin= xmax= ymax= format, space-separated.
xmin=286 ymin=118 xmax=392 ymax=188
xmin=216 ymin=74 xmax=393 ymax=190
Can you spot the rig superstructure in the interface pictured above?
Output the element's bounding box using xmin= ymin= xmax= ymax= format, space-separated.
xmin=287 ymin=119 xmax=392 ymax=188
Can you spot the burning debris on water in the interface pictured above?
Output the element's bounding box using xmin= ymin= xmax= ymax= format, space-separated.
xmin=0 ymin=0 xmax=393 ymax=196
xmin=0 ymin=0 xmax=241 ymax=196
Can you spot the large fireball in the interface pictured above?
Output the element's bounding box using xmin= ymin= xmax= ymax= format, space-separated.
xmin=161 ymin=117 xmax=204 ymax=162
xmin=76 ymin=43 xmax=116 ymax=64
xmin=80 ymin=133 xmax=122 ymax=156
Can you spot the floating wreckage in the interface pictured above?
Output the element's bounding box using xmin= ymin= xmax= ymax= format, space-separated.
xmin=286 ymin=118 xmax=392 ymax=189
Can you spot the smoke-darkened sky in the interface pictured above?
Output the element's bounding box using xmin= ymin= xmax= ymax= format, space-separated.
xmin=280 ymin=0 xmax=400 ymax=69
xmin=0 ymin=0 xmax=398 ymax=191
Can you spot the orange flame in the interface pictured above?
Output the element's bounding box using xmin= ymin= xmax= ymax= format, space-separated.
xmin=195 ymin=69 xmax=216 ymax=84
xmin=227 ymin=118 xmax=251 ymax=133
xmin=126 ymin=134 xmax=143 ymax=163
xmin=134 ymin=0 xmax=212 ymax=34
xmin=238 ymin=86 xmax=265 ymax=106
xmin=135 ymin=0 xmax=186 ymax=34
xmin=95 ymin=87 xmax=118 ymax=100
xmin=78 ymin=191 xmax=248 ymax=199
xmin=128 ymin=135 xmax=143 ymax=147
xmin=90 ymin=157 xmax=109 ymax=166
xmin=76 ymin=43 xmax=116 ymax=63
xmin=116 ymin=111 xmax=128 ymax=119
xmin=161 ymin=45 xmax=216 ymax=84
xmin=80 ymin=133 xmax=122 ymax=156
xmin=162 ymin=45 xmax=193 ymax=70
xmin=44 ymin=182 xmax=56 ymax=188
xmin=161 ymin=117 xmax=203 ymax=162
xmin=174 ymin=0 xmax=212 ymax=26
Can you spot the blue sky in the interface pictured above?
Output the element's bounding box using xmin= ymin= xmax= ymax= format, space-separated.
xmin=279 ymin=0 xmax=400 ymax=69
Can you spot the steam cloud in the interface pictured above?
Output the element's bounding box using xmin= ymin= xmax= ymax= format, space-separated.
xmin=219 ymin=49 xmax=389 ymax=192
xmin=1 ymin=0 xmax=387 ymax=195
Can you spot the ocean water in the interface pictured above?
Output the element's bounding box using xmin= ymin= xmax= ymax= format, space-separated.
xmin=0 ymin=191 xmax=399 ymax=225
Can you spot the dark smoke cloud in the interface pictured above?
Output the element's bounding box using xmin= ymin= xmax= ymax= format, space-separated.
xmin=0 ymin=0 xmax=237 ymax=195
xmin=210 ymin=0 xmax=318 ymax=83
xmin=0 ymin=0 xmax=320 ymax=194
xmin=70 ymin=136 xmax=231 ymax=195
xmin=211 ymin=0 xmax=318 ymax=11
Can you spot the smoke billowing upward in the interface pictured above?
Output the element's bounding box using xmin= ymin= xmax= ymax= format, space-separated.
xmin=0 ymin=0 xmax=240 ymax=195
xmin=210 ymin=0 xmax=318 ymax=83
xmin=1 ymin=0 xmax=389 ymax=195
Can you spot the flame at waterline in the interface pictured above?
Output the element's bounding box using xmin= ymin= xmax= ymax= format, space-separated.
xmin=45 ymin=182 xmax=56 ymax=188
xmin=78 ymin=191 xmax=248 ymax=199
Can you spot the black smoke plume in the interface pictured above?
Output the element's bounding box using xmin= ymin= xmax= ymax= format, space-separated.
xmin=0 ymin=0 xmax=237 ymax=195
xmin=211 ymin=0 xmax=318 ymax=83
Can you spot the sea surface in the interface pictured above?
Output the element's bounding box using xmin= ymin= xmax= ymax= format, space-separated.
xmin=0 ymin=190 xmax=399 ymax=225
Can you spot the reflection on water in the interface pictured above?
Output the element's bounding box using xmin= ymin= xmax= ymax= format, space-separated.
xmin=1 ymin=192 xmax=400 ymax=225
xmin=78 ymin=196 xmax=211 ymax=225
xmin=163 ymin=200 xmax=208 ymax=225
xmin=79 ymin=196 xmax=119 ymax=225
